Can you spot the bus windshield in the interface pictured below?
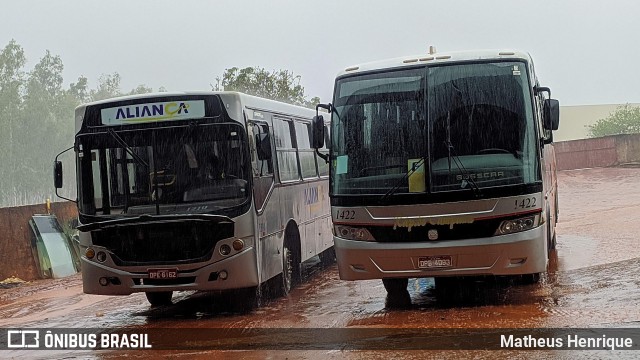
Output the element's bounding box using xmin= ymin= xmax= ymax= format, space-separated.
xmin=77 ymin=123 xmax=250 ymax=216
xmin=331 ymin=61 xmax=539 ymax=196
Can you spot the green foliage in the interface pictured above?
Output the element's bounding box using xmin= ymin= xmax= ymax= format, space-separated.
xmin=128 ymin=84 xmax=154 ymax=96
xmin=588 ymin=104 xmax=640 ymax=138
xmin=213 ymin=67 xmax=320 ymax=108
xmin=0 ymin=40 xmax=160 ymax=207
xmin=89 ymin=72 xmax=122 ymax=101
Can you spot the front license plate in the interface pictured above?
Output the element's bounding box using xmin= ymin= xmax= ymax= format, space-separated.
xmin=418 ymin=256 xmax=452 ymax=269
xmin=148 ymin=268 xmax=178 ymax=279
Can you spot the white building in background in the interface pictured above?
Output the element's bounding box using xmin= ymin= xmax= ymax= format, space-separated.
xmin=556 ymin=103 xmax=640 ymax=141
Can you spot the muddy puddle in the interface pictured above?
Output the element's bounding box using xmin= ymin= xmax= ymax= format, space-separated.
xmin=1 ymin=167 xmax=640 ymax=358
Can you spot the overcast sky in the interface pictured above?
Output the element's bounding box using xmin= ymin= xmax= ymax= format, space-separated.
xmin=2 ymin=0 xmax=639 ymax=106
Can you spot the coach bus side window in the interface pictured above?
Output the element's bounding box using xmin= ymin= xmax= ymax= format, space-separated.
xmin=273 ymin=118 xmax=299 ymax=182
xmin=295 ymin=121 xmax=317 ymax=179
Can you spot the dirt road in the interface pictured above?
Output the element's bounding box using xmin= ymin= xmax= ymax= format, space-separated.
xmin=2 ymin=167 xmax=639 ymax=358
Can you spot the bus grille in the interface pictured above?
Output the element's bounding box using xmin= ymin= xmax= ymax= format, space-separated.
xmin=92 ymin=221 xmax=234 ymax=266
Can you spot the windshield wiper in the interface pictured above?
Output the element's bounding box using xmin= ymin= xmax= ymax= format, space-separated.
xmin=379 ymin=156 xmax=427 ymax=203
xmin=444 ymin=138 xmax=482 ymax=197
xmin=107 ymin=128 xmax=149 ymax=168
xmin=106 ymin=128 xmax=161 ymax=215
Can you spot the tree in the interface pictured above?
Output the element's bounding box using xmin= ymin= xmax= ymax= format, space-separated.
xmin=90 ymin=72 xmax=122 ymax=101
xmin=212 ymin=67 xmax=320 ymax=108
xmin=128 ymin=84 xmax=153 ymax=95
xmin=68 ymin=76 xmax=89 ymax=103
xmin=305 ymin=96 xmax=321 ymax=109
xmin=18 ymin=50 xmax=71 ymax=204
xmin=588 ymin=104 xmax=640 ymax=138
xmin=0 ymin=40 xmax=27 ymax=206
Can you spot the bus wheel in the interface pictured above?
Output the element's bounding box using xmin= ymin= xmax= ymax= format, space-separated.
xmin=278 ymin=228 xmax=301 ymax=296
xmin=145 ymin=291 xmax=173 ymax=306
xmin=382 ymin=278 xmax=409 ymax=296
xmin=281 ymin=244 xmax=300 ymax=295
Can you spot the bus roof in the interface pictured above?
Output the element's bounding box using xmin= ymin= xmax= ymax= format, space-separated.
xmin=336 ymin=49 xmax=533 ymax=78
xmin=74 ymin=91 xmax=319 ymax=131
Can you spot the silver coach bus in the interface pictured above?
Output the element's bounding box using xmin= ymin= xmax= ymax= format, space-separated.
xmin=311 ymin=49 xmax=560 ymax=296
xmin=54 ymin=91 xmax=333 ymax=307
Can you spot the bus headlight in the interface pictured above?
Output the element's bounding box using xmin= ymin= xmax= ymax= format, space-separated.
xmin=496 ymin=215 xmax=539 ymax=235
xmin=334 ymin=225 xmax=375 ymax=241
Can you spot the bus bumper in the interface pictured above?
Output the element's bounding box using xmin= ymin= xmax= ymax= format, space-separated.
xmin=81 ymin=248 xmax=259 ymax=295
xmin=334 ymin=225 xmax=547 ymax=280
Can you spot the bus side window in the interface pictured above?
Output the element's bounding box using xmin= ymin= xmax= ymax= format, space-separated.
xmin=250 ymin=123 xmax=274 ymax=177
xmin=295 ymin=121 xmax=317 ymax=179
xmin=274 ymin=118 xmax=299 ymax=182
xmin=250 ymin=122 xmax=274 ymax=213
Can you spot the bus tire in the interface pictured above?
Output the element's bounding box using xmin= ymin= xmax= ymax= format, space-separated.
xmin=278 ymin=224 xmax=301 ymax=296
xmin=382 ymin=278 xmax=409 ymax=295
xmin=145 ymin=291 xmax=173 ymax=306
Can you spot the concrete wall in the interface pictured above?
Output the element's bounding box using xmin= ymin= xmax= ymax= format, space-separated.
xmin=0 ymin=202 xmax=77 ymax=281
xmin=555 ymin=133 xmax=640 ymax=170
xmin=556 ymin=103 xmax=640 ymax=142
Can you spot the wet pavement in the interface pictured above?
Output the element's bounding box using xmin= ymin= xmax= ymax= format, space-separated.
xmin=1 ymin=167 xmax=640 ymax=358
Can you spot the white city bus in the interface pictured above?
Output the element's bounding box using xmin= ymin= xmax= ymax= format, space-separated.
xmin=54 ymin=91 xmax=333 ymax=307
xmin=311 ymin=49 xmax=559 ymax=296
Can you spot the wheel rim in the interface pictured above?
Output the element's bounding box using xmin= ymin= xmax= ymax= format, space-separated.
xmin=283 ymin=246 xmax=293 ymax=294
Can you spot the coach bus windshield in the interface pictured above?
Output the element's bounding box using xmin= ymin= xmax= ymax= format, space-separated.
xmin=76 ymin=123 xmax=250 ymax=216
xmin=330 ymin=61 xmax=539 ymax=196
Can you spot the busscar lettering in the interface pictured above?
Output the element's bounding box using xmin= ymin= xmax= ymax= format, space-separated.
xmin=456 ymin=171 xmax=504 ymax=181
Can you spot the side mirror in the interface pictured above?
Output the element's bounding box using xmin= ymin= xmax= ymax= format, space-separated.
xmin=255 ymin=132 xmax=272 ymax=160
xmin=311 ymin=115 xmax=325 ymax=149
xmin=54 ymin=161 xmax=63 ymax=189
xmin=544 ymin=99 xmax=560 ymax=131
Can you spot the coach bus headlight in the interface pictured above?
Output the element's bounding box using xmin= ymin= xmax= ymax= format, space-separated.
xmin=85 ymin=248 xmax=96 ymax=259
xmin=496 ymin=215 xmax=539 ymax=235
xmin=334 ymin=225 xmax=375 ymax=241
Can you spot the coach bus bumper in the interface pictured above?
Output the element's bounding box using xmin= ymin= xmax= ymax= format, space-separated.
xmin=334 ymin=225 xmax=546 ymax=280
xmin=81 ymin=247 xmax=259 ymax=295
